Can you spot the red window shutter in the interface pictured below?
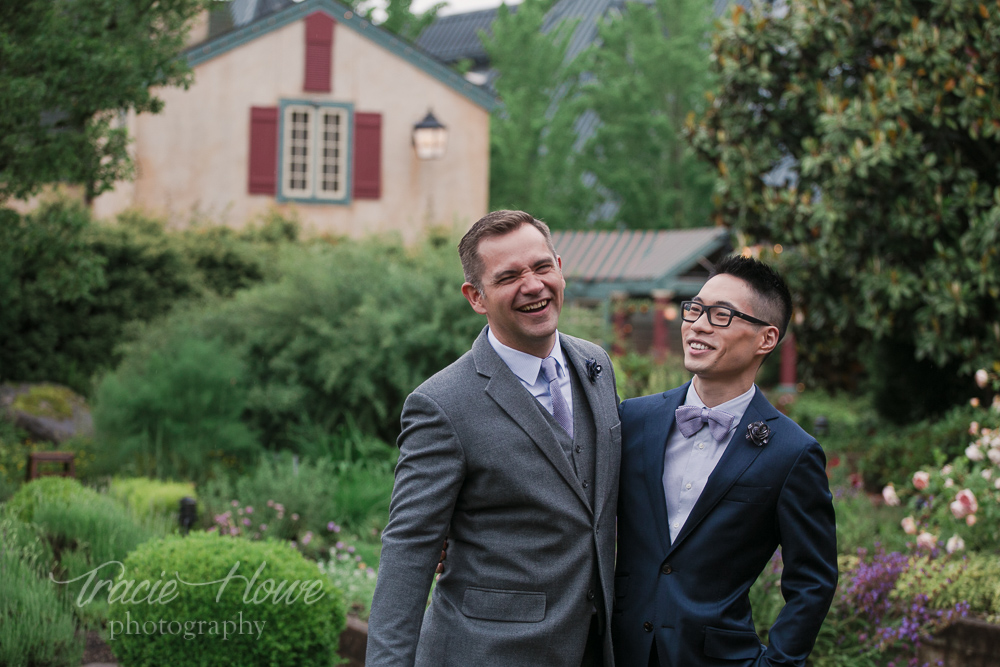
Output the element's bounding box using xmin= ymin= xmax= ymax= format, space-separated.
xmin=248 ymin=106 xmax=278 ymax=195
xmin=353 ymin=112 xmax=382 ymax=200
xmin=304 ymin=12 xmax=335 ymax=93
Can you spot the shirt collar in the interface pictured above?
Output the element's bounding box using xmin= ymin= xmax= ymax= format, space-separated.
xmin=684 ymin=382 xmax=756 ymax=429
xmin=487 ymin=328 xmax=567 ymax=385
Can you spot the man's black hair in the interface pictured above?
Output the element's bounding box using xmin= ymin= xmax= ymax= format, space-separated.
xmin=710 ymin=254 xmax=793 ymax=342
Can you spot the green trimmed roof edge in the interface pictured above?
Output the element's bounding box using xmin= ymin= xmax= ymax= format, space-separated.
xmin=184 ymin=0 xmax=496 ymax=111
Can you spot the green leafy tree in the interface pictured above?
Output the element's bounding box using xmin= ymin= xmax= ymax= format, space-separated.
xmin=579 ymin=0 xmax=717 ymax=228
xmin=374 ymin=0 xmax=445 ymax=41
xmin=0 ymin=0 xmax=208 ymax=201
xmin=484 ymin=0 xmax=594 ymax=227
xmin=690 ymin=0 xmax=1000 ymax=406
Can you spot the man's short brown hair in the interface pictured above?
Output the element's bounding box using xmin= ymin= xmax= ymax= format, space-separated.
xmin=458 ymin=210 xmax=556 ymax=290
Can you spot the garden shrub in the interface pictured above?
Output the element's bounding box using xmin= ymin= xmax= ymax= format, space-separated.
xmin=201 ymin=453 xmax=394 ymax=541
xmin=0 ymin=530 xmax=83 ymax=667
xmin=109 ymin=477 xmax=196 ymax=521
xmin=107 ymin=532 xmax=345 ymax=667
xmin=894 ymin=552 xmax=1000 ymax=618
xmin=6 ymin=476 xmax=101 ymax=522
xmin=613 ymin=351 xmax=690 ymax=401
xmin=92 ymin=334 xmax=259 ymax=483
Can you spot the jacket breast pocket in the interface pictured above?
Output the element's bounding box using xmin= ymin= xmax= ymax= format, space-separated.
xmin=703 ymin=626 xmax=764 ymax=660
xmin=461 ymin=587 xmax=546 ymax=622
xmin=721 ymin=485 xmax=771 ymax=504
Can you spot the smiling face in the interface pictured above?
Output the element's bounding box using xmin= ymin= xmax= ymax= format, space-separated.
xmin=683 ymin=274 xmax=779 ymax=404
xmin=461 ymin=223 xmax=566 ymax=358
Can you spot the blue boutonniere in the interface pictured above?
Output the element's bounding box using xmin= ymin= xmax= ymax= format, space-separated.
xmin=745 ymin=421 xmax=771 ymax=446
xmin=585 ymin=358 xmax=602 ymax=383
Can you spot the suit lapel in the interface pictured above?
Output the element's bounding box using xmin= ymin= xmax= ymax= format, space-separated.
xmin=667 ymin=388 xmax=780 ymax=554
xmin=473 ymin=329 xmax=591 ymax=512
xmin=562 ymin=336 xmax=610 ymax=512
xmin=646 ymin=384 xmax=688 ymax=556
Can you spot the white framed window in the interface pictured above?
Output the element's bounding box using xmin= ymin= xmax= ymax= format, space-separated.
xmin=279 ymin=101 xmax=352 ymax=203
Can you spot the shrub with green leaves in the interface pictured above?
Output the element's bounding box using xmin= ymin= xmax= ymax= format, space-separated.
xmin=6 ymin=475 xmax=100 ymax=522
xmin=107 ymin=532 xmax=345 ymax=667
xmin=0 ymin=528 xmax=83 ymax=667
xmin=109 ymin=477 xmax=196 ymax=521
xmin=92 ymin=334 xmax=259 ymax=482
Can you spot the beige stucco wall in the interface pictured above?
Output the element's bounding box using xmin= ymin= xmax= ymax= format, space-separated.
xmin=92 ymin=13 xmax=490 ymax=240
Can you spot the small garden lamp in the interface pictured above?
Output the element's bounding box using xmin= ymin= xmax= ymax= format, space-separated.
xmin=179 ymin=497 xmax=197 ymax=535
xmin=413 ymin=110 xmax=447 ymax=160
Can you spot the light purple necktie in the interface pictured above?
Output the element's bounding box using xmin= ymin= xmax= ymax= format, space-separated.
xmin=540 ymin=356 xmax=573 ymax=438
xmin=675 ymin=405 xmax=736 ymax=442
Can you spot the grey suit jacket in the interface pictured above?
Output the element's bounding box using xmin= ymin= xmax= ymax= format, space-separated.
xmin=367 ymin=327 xmax=621 ymax=667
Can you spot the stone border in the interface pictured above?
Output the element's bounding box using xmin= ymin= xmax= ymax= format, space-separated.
xmin=919 ymin=617 xmax=1000 ymax=667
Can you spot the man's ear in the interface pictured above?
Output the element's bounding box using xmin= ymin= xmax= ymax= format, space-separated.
xmin=758 ymin=326 xmax=780 ymax=356
xmin=462 ymin=282 xmax=488 ymax=315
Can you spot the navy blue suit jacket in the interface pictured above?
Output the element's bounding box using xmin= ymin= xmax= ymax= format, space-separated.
xmin=612 ymin=383 xmax=837 ymax=667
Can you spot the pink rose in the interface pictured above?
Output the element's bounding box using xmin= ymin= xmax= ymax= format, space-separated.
xmin=912 ymin=471 xmax=930 ymax=490
xmin=882 ymin=485 xmax=900 ymax=506
xmin=976 ymin=369 xmax=989 ymax=388
xmin=950 ymin=489 xmax=979 ymax=519
xmin=989 ymin=448 xmax=1000 ymax=466
xmin=970 ymin=421 xmax=980 ymax=435
xmin=901 ymin=516 xmax=917 ymax=535
xmin=916 ymin=532 xmax=937 ymax=549
xmin=946 ymin=535 xmax=965 ymax=554
xmin=966 ymin=445 xmax=985 ymax=462
xmin=966 ymin=514 xmax=978 ymax=527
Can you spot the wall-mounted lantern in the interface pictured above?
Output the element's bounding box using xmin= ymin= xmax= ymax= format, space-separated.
xmin=413 ymin=110 xmax=447 ymax=160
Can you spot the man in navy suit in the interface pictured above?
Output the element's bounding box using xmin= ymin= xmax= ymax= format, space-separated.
xmin=612 ymin=255 xmax=838 ymax=667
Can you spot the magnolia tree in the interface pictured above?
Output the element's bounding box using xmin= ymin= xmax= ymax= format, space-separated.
xmin=689 ymin=0 xmax=1000 ymax=396
xmin=883 ymin=365 xmax=1000 ymax=552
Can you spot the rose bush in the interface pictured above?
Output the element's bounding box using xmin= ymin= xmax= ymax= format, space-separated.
xmin=887 ymin=366 xmax=1000 ymax=552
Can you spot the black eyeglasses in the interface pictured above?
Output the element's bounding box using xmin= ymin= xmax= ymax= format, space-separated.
xmin=680 ymin=301 xmax=773 ymax=328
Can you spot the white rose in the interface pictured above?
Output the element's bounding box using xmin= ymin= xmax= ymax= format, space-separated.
xmin=969 ymin=421 xmax=980 ymax=435
xmin=916 ymin=532 xmax=937 ymax=549
xmin=901 ymin=516 xmax=917 ymax=535
xmin=966 ymin=445 xmax=985 ymax=462
xmin=882 ymin=484 xmax=900 ymax=506
xmin=983 ymin=469 xmax=993 ymax=481
xmin=966 ymin=514 xmax=978 ymax=527
xmin=989 ymin=448 xmax=1000 ymax=466
xmin=975 ymin=369 xmax=989 ymax=388
xmin=946 ymin=535 xmax=965 ymax=554
xmin=944 ymin=478 xmax=955 ymax=488
xmin=942 ymin=465 xmax=954 ymax=476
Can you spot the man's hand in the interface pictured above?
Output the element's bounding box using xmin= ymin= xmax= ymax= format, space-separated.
xmin=435 ymin=537 xmax=449 ymax=574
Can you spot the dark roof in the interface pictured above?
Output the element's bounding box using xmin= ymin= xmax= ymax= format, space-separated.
xmin=415 ymin=6 xmax=508 ymax=66
xmin=552 ymin=227 xmax=731 ymax=298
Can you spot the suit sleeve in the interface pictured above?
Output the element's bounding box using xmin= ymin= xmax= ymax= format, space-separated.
xmin=761 ymin=440 xmax=838 ymax=666
xmin=366 ymin=390 xmax=467 ymax=666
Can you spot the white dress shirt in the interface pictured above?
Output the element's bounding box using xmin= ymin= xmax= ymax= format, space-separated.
xmin=487 ymin=328 xmax=574 ymax=423
xmin=662 ymin=383 xmax=756 ymax=543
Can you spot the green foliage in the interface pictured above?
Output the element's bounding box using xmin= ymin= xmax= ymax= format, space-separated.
xmin=11 ymin=384 xmax=78 ymax=419
xmin=578 ymin=0 xmax=717 ymax=228
xmin=0 ymin=200 xmax=290 ymax=393
xmin=108 ymin=477 xmax=197 ymax=522
xmin=6 ymin=476 xmax=100 ymax=522
xmin=894 ymin=552 xmax=1000 ymax=617
xmin=107 ymin=532 xmax=345 ymax=667
xmin=374 ymin=0 xmax=444 ymax=40
xmin=0 ymin=419 xmax=38 ymax=500
xmin=92 ymin=334 xmax=259 ymax=483
xmin=0 ymin=519 xmax=83 ymax=667
xmin=194 ymin=236 xmax=483 ymax=445
xmin=317 ymin=542 xmax=379 ymax=620
xmin=691 ymin=0 xmax=1000 ymax=391
xmin=0 ymin=0 xmax=208 ymax=200
xmin=484 ymin=0 xmax=594 ymax=226
xmin=614 ymin=351 xmax=690 ymax=400
xmin=201 ymin=453 xmax=395 ymax=539
xmin=832 ymin=486 xmax=910 ymax=555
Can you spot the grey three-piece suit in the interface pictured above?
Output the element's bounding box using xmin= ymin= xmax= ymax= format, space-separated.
xmin=367 ymin=327 xmax=621 ymax=666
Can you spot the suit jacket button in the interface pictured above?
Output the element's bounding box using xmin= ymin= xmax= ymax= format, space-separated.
xmin=587 ymin=589 xmax=595 ymax=600
xmin=582 ymin=480 xmax=589 ymax=488
xmin=660 ymin=563 xmax=672 ymax=575
xmin=643 ymin=621 xmax=653 ymax=632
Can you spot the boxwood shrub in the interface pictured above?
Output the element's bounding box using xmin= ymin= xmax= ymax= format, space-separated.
xmin=107 ymin=532 xmax=345 ymax=666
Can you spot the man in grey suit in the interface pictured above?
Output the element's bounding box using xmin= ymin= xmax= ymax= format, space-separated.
xmin=367 ymin=210 xmax=621 ymax=667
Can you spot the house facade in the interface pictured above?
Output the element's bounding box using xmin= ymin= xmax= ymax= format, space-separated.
xmin=92 ymin=0 xmax=493 ymax=239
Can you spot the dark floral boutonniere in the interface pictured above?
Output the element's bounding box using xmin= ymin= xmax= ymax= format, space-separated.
xmin=745 ymin=421 xmax=771 ymax=447
xmin=585 ymin=358 xmax=602 ymax=383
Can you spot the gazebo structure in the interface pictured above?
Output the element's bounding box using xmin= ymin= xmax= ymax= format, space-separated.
xmin=551 ymin=227 xmax=731 ymax=358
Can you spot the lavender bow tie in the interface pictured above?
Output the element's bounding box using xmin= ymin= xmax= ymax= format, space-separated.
xmin=675 ymin=405 xmax=737 ymax=442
